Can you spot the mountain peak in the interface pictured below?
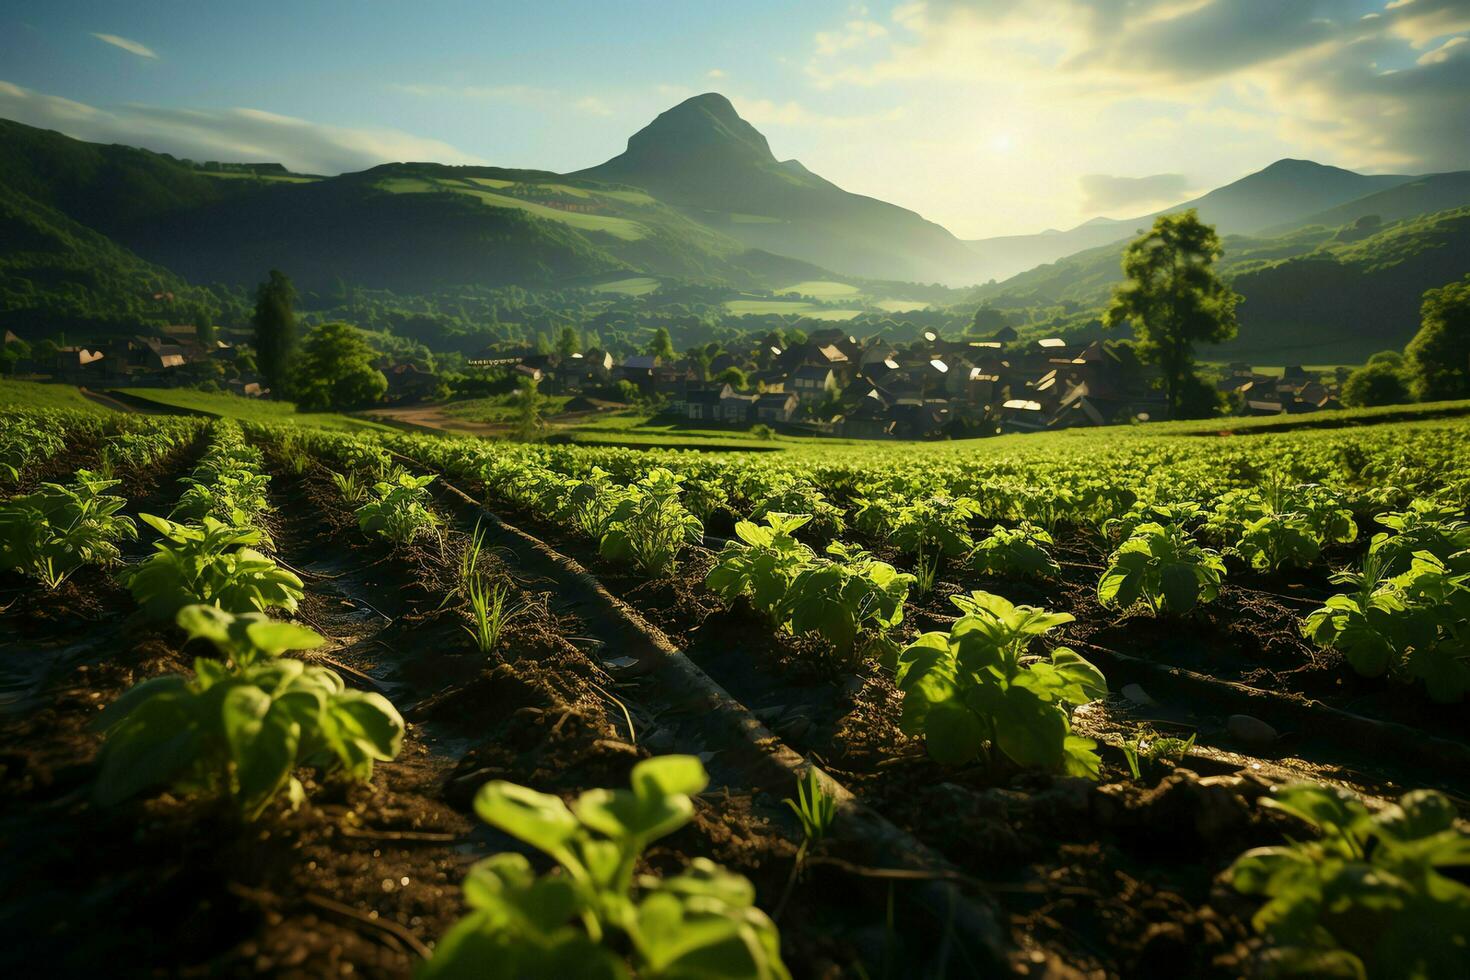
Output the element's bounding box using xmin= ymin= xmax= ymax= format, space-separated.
xmin=579 ymin=93 xmax=780 ymax=191
xmin=623 ymin=92 xmax=776 ymax=165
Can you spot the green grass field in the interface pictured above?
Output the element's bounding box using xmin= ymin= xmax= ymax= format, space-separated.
xmin=874 ymin=298 xmax=930 ymax=313
xmin=725 ymin=300 xmax=862 ymax=320
xmin=0 ymin=379 xmax=114 ymax=413
xmin=442 ymin=393 xmax=574 ymax=424
xmin=779 ymin=280 xmax=860 ymax=299
xmin=111 ymin=388 xmax=393 ymax=432
xmin=379 ymin=176 xmax=649 ymax=241
xmin=588 ymin=276 xmax=662 ymax=296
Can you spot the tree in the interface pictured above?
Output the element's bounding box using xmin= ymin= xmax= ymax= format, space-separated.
xmin=514 ymin=376 xmax=546 ymax=441
xmin=1342 ymin=362 xmax=1410 ymax=407
xmin=556 ymin=325 xmax=580 ymax=358
xmin=193 ymin=309 xmax=216 ymax=348
xmin=714 ymin=366 xmax=747 ymax=389
xmin=687 ymin=346 xmax=711 ymax=381
xmin=646 ymin=326 xmax=675 ymax=361
xmin=968 ymin=305 xmax=1007 ymax=337
xmin=1366 ymin=350 xmax=1403 ymax=368
xmin=1405 ymin=275 xmax=1470 ymax=401
xmin=291 ymin=322 xmax=387 ymax=411
xmin=1104 ymin=210 xmax=1240 ymax=419
xmin=252 ymin=270 xmax=298 ymax=397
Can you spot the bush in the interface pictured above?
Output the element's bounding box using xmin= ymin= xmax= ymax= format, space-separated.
xmin=1342 ymin=362 xmax=1410 ymax=407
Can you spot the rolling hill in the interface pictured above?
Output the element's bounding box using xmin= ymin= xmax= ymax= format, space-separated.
xmin=576 ymin=94 xmax=982 ymax=285
xmin=965 ymin=159 xmax=1422 ymax=283
xmin=0 ymin=117 xmax=832 ymax=296
xmin=973 ymin=206 xmax=1470 ymax=362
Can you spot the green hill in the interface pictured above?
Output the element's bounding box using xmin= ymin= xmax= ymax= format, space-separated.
xmin=0 ymin=117 xmax=830 ymax=296
xmin=0 ymin=181 xmax=199 ymax=335
xmin=965 ymin=159 xmax=1417 ymax=283
xmin=576 ymin=94 xmax=982 ymax=285
xmin=1268 ymin=172 xmax=1470 ymax=235
xmin=973 ymin=207 xmax=1470 ymax=362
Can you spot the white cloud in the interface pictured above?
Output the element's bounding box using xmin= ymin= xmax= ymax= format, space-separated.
xmin=389 ymin=82 xmax=617 ymax=117
xmin=91 ymin=32 xmax=157 ymax=59
xmin=0 ymin=80 xmax=484 ymax=174
xmin=1079 ymin=172 xmax=1194 ymax=212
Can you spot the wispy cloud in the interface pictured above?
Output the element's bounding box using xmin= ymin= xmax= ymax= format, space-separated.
xmin=1079 ymin=172 xmax=1193 ymax=213
xmin=0 ymin=80 xmax=484 ymax=174
xmin=91 ymin=32 xmax=157 ymax=59
xmin=390 ymin=82 xmax=616 ymax=116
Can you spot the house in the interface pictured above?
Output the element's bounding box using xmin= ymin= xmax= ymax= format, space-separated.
xmin=383 ymin=363 xmax=440 ymax=402
xmin=614 ymin=355 xmax=660 ymax=389
xmin=53 ymin=347 xmax=105 ymax=381
xmin=755 ymin=391 xmax=798 ymax=423
xmin=792 ymin=365 xmax=837 ymax=403
xmin=684 ymin=385 xmax=729 ymax=422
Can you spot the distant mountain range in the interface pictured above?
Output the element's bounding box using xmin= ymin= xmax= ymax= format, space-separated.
xmin=964 ymin=160 xmax=1430 ymax=282
xmin=1 ymin=94 xmax=1468 ymax=361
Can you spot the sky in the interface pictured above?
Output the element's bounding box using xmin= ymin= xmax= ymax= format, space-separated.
xmin=1 ymin=0 xmax=1467 ymax=238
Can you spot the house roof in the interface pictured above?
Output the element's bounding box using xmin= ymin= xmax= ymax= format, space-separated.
xmin=621 ymin=355 xmax=658 ymax=370
xmin=793 ymin=365 xmax=835 ymax=381
xmin=757 ymin=391 xmax=797 ymax=406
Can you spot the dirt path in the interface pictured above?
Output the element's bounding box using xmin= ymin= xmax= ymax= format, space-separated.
xmin=76 ymin=386 xmax=133 ymax=412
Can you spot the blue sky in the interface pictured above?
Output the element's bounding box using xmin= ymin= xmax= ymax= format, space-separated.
xmin=2 ymin=1 xmax=1467 ymax=237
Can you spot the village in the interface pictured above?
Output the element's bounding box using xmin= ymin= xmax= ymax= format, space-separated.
xmin=5 ymin=321 xmax=1354 ymax=439
xmin=471 ymin=326 xmax=1351 ymax=438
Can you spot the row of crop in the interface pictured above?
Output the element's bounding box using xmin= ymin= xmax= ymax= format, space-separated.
xmin=282 ymin=425 xmax=1470 ymax=978
xmin=263 ymin=428 xmax=803 ymax=976
xmin=0 ymin=416 xmax=200 ymax=589
xmin=386 ymin=424 xmax=1470 ymax=703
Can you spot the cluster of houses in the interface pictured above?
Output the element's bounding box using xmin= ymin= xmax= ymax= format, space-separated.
xmin=477 ymin=329 xmax=1354 ymax=438
xmin=1217 ymin=364 xmax=1345 ymax=415
xmin=36 ymin=332 xmax=270 ymax=397
xmin=477 ymin=328 xmax=1170 ymax=437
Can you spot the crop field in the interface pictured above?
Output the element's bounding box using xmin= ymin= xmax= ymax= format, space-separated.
xmin=2 ymin=407 xmax=1468 ymax=977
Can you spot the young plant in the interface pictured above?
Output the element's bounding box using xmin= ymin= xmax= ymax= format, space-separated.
xmin=784 ymin=542 xmax=914 ymax=665
xmin=93 ymin=605 xmax=404 ymax=820
xmin=896 ymin=591 xmax=1107 ymax=776
xmin=598 ymin=468 xmax=703 ymax=577
xmin=421 ymin=756 xmax=789 ymax=980
xmin=784 ymin=766 xmax=838 ymax=847
xmin=969 ymin=523 xmax=1062 ymax=581
xmin=123 ymin=515 xmax=305 ymax=620
xmin=1369 ymin=502 xmax=1470 ymax=575
xmin=705 ymin=513 xmax=817 ymax=623
xmin=330 ymin=468 xmax=367 ymax=505
xmin=1120 ymin=731 xmax=1196 ymax=780
xmin=889 ymin=495 xmax=981 ymax=559
xmin=1304 ymin=551 xmax=1470 ymax=702
xmin=0 ymin=470 xmax=137 ymax=588
xmin=465 ymin=576 xmax=514 ymax=656
xmin=1228 ymin=782 xmax=1470 ymax=979
xmin=356 ymin=472 xmax=441 ymax=545
xmin=1097 ymin=522 xmax=1226 ymax=615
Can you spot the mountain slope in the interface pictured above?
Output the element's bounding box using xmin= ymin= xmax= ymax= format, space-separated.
xmin=576 ymin=94 xmax=982 ymax=285
xmin=966 ymin=159 xmax=1416 ymax=282
xmin=0 ymin=181 xmax=196 ymax=335
xmin=1268 ymin=171 xmax=1470 ymax=234
xmin=0 ymin=117 xmax=830 ymax=294
xmin=973 ymin=207 xmax=1470 ymax=361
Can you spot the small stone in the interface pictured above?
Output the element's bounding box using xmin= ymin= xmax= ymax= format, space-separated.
xmin=1121 ymin=683 xmax=1156 ymax=706
xmin=1226 ymin=714 xmax=1278 ymax=744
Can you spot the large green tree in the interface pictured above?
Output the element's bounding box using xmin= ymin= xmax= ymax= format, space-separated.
xmin=1341 ymin=361 xmax=1409 ymax=407
xmin=646 ymin=326 xmax=675 ymax=361
xmin=1105 ymin=210 xmax=1240 ymax=418
xmin=252 ymin=270 xmax=298 ymax=396
xmin=193 ymin=309 xmax=216 ymax=348
xmin=1405 ymin=275 xmax=1470 ymax=402
xmin=291 ymin=321 xmax=387 ymax=411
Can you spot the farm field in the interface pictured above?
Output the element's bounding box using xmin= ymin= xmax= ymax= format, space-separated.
xmin=2 ymin=404 xmax=1467 ymax=977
